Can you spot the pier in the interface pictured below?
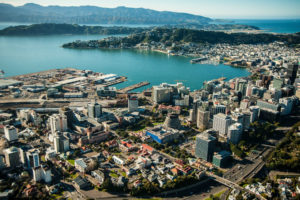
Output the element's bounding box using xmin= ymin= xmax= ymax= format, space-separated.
xmin=103 ymin=76 xmax=127 ymax=86
xmin=118 ymin=81 xmax=150 ymax=93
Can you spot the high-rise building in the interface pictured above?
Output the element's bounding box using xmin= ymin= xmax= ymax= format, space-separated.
xmin=195 ymin=133 xmax=216 ymax=162
xmin=87 ymin=102 xmax=102 ymax=119
xmin=26 ymin=149 xmax=40 ymax=168
xmin=128 ymin=96 xmax=139 ymax=113
xmin=33 ymin=165 xmax=52 ymax=183
xmin=152 ymin=85 xmax=172 ymax=104
xmin=242 ymin=112 xmax=251 ymax=130
xmin=279 ymin=97 xmax=294 ymax=116
xmin=4 ymin=147 xmax=20 ymax=168
xmin=212 ymin=113 xmax=232 ymax=136
xmin=286 ymin=63 xmax=298 ymax=84
xmin=4 ymin=126 xmax=18 ymax=142
xmin=212 ymin=151 xmax=231 ymax=168
xmin=249 ymin=106 xmax=260 ymax=123
xmin=273 ymin=78 xmax=284 ymax=90
xmin=49 ymin=114 xmax=68 ymax=135
xmin=228 ymin=123 xmax=243 ymax=145
xmin=59 ymin=107 xmax=75 ymax=127
xmin=197 ymin=108 xmax=210 ymax=130
xmin=54 ymin=132 xmax=70 ymax=153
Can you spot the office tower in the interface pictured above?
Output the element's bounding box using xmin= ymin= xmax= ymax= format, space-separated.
xmin=54 ymin=133 xmax=70 ymax=153
xmin=228 ymin=123 xmax=243 ymax=144
xmin=4 ymin=147 xmax=20 ymax=168
xmin=286 ymin=63 xmax=298 ymax=84
xmin=152 ymin=85 xmax=172 ymax=104
xmin=33 ymin=165 xmax=52 ymax=183
xmin=59 ymin=107 xmax=75 ymax=127
xmin=87 ymin=102 xmax=102 ymax=119
xmin=213 ymin=113 xmax=232 ymax=136
xmin=26 ymin=149 xmax=40 ymax=168
xmin=128 ymin=96 xmax=139 ymax=112
xmin=197 ymin=108 xmax=210 ymax=130
xmin=49 ymin=114 xmax=68 ymax=134
xmin=195 ymin=133 xmax=216 ymax=162
xmin=243 ymin=112 xmax=251 ymax=130
xmin=4 ymin=126 xmax=18 ymax=142
xmin=249 ymin=106 xmax=260 ymax=123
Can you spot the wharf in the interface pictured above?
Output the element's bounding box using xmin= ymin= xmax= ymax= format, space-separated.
xmin=211 ymin=77 xmax=227 ymax=82
xmin=103 ymin=76 xmax=127 ymax=86
xmin=118 ymin=81 xmax=150 ymax=93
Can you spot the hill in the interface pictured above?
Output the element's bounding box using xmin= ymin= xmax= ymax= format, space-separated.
xmin=62 ymin=27 xmax=300 ymax=49
xmin=0 ymin=23 xmax=148 ymax=36
xmin=0 ymin=3 xmax=211 ymax=25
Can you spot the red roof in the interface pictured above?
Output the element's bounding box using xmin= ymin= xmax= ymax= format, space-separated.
xmin=141 ymin=144 xmax=154 ymax=152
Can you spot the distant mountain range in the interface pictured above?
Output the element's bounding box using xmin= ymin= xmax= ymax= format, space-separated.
xmin=0 ymin=3 xmax=212 ymax=25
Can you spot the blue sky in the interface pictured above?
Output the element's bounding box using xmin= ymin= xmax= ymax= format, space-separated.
xmin=1 ymin=0 xmax=300 ymax=19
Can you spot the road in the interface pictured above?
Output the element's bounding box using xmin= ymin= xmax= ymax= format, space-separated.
xmin=208 ymin=173 xmax=266 ymax=200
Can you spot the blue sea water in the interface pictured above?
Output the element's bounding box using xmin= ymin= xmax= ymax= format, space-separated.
xmin=0 ymin=33 xmax=249 ymax=92
xmin=215 ymin=19 xmax=300 ymax=33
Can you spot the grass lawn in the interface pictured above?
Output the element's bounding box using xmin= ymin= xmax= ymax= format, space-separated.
xmin=41 ymin=155 xmax=46 ymax=162
xmin=50 ymin=193 xmax=63 ymax=199
xmin=109 ymin=172 xmax=119 ymax=178
xmin=67 ymin=159 xmax=75 ymax=166
xmin=70 ymin=173 xmax=78 ymax=179
xmin=205 ymin=189 xmax=226 ymax=200
xmin=119 ymin=170 xmax=126 ymax=177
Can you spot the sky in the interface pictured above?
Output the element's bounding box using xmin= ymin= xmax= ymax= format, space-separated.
xmin=0 ymin=0 xmax=300 ymax=19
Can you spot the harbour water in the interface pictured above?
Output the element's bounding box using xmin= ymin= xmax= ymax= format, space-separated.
xmin=229 ymin=19 xmax=300 ymax=34
xmin=1 ymin=19 xmax=298 ymax=91
xmin=0 ymin=33 xmax=250 ymax=91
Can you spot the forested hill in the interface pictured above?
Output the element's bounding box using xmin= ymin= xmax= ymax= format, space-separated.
xmin=0 ymin=23 xmax=148 ymax=36
xmin=62 ymin=28 xmax=300 ymax=49
xmin=0 ymin=3 xmax=211 ymax=25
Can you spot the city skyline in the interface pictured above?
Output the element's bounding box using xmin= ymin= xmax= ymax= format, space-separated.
xmin=1 ymin=0 xmax=300 ymax=19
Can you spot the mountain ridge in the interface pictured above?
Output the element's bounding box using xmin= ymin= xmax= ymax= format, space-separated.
xmin=0 ymin=3 xmax=212 ymax=25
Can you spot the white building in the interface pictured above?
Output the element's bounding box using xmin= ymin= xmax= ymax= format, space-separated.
xmin=87 ymin=102 xmax=102 ymax=119
xmin=91 ymin=170 xmax=105 ymax=184
xmin=75 ymin=159 xmax=87 ymax=173
xmin=228 ymin=123 xmax=243 ymax=145
xmin=152 ymin=85 xmax=172 ymax=104
xmin=128 ymin=96 xmax=139 ymax=113
xmin=4 ymin=126 xmax=18 ymax=142
xmin=53 ymin=133 xmax=70 ymax=154
xmin=213 ymin=113 xmax=232 ymax=136
xmin=4 ymin=147 xmax=20 ymax=168
xmin=249 ymin=106 xmax=260 ymax=123
xmin=49 ymin=114 xmax=68 ymax=135
xmin=33 ymin=165 xmax=52 ymax=183
xmin=112 ymin=155 xmax=124 ymax=165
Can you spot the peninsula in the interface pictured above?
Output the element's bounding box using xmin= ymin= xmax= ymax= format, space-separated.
xmin=62 ymin=28 xmax=300 ymax=66
xmin=0 ymin=23 xmax=261 ymax=36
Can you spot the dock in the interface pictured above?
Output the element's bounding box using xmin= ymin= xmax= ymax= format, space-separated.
xmin=103 ymin=76 xmax=127 ymax=86
xmin=210 ymin=77 xmax=227 ymax=82
xmin=118 ymin=81 xmax=150 ymax=93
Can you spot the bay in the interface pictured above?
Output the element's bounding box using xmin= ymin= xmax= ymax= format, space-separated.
xmin=0 ymin=32 xmax=249 ymax=92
